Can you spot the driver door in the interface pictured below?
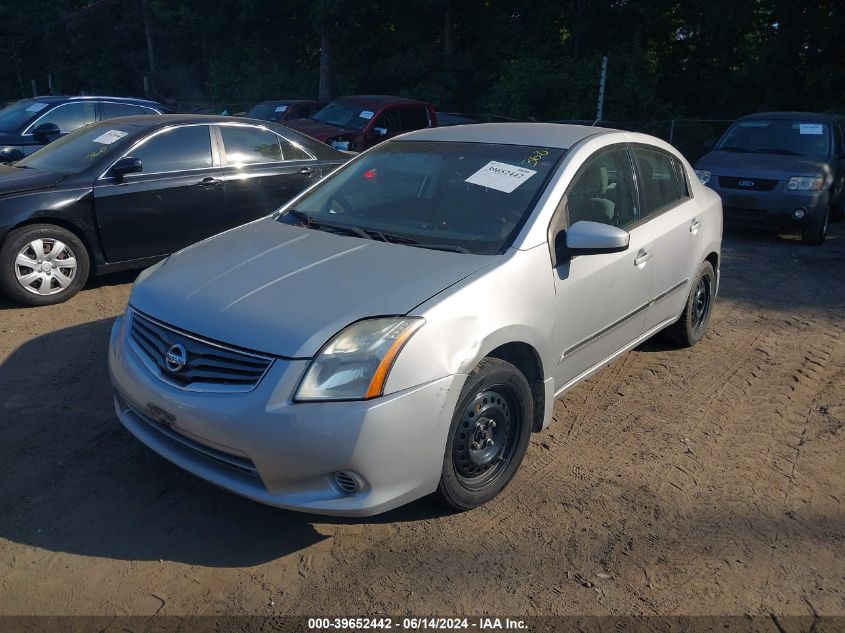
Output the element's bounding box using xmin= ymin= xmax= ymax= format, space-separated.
xmin=552 ymin=145 xmax=656 ymax=389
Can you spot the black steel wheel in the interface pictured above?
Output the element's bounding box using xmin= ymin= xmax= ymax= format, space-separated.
xmin=436 ymin=357 xmax=533 ymax=510
xmin=663 ymin=260 xmax=715 ymax=348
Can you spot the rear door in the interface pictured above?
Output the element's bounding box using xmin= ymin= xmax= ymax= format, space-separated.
xmin=399 ymin=105 xmax=432 ymax=133
xmin=216 ymin=123 xmax=320 ymax=226
xmin=93 ymin=124 xmax=225 ymax=262
xmin=631 ymin=145 xmax=701 ymax=331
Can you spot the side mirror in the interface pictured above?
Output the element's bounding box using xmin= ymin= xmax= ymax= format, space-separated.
xmin=32 ymin=123 xmax=60 ymax=142
xmin=553 ymin=221 xmax=630 ymax=265
xmin=110 ymin=156 xmax=143 ymax=180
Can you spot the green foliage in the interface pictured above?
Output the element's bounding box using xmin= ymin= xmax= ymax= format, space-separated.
xmin=0 ymin=0 xmax=841 ymax=119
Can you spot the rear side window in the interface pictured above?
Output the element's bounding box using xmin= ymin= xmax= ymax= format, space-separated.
xmin=280 ymin=137 xmax=312 ymax=161
xmin=632 ymin=147 xmax=685 ymax=219
xmin=400 ymin=107 xmax=430 ymax=131
xmin=101 ymin=102 xmax=146 ymax=119
xmin=567 ymin=147 xmax=639 ymax=229
xmin=129 ymin=125 xmax=213 ymax=173
xmin=373 ymin=109 xmax=402 ymax=136
xmin=35 ymin=102 xmax=96 ymax=134
xmin=220 ymin=125 xmax=282 ymax=164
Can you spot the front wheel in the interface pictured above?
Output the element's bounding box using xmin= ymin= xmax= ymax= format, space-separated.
xmin=0 ymin=224 xmax=90 ymax=306
xmin=435 ymin=357 xmax=533 ymax=511
xmin=801 ymin=206 xmax=828 ymax=245
xmin=663 ymin=260 xmax=716 ymax=348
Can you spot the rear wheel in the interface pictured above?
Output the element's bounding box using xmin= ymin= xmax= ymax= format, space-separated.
xmin=663 ymin=261 xmax=715 ymax=348
xmin=801 ymin=205 xmax=828 ymax=245
xmin=0 ymin=224 xmax=90 ymax=306
xmin=436 ymin=357 xmax=533 ymax=511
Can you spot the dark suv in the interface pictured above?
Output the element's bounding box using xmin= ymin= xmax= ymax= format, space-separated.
xmin=285 ymin=95 xmax=437 ymax=152
xmin=0 ymin=96 xmax=168 ymax=163
xmin=695 ymin=111 xmax=845 ymax=244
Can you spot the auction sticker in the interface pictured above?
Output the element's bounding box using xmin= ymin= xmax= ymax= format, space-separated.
xmin=799 ymin=123 xmax=823 ymax=135
xmin=465 ymin=161 xmax=536 ymax=193
xmin=93 ymin=129 xmax=129 ymax=145
xmin=359 ymin=110 xmax=375 ymax=120
xmin=25 ymin=102 xmax=48 ymax=112
xmin=275 ymin=105 xmax=288 ymax=112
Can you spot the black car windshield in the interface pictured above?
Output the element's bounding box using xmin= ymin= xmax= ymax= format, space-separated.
xmin=0 ymin=100 xmax=49 ymax=133
xmin=246 ymin=102 xmax=287 ymax=121
xmin=16 ymin=123 xmax=139 ymax=174
xmin=717 ymin=119 xmax=831 ymax=156
xmin=312 ymin=102 xmax=375 ymax=130
xmin=276 ymin=140 xmax=565 ymax=255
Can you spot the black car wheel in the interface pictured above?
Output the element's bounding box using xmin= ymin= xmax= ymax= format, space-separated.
xmin=663 ymin=260 xmax=716 ymax=348
xmin=436 ymin=357 xmax=533 ymax=511
xmin=0 ymin=224 xmax=90 ymax=306
xmin=801 ymin=205 xmax=828 ymax=245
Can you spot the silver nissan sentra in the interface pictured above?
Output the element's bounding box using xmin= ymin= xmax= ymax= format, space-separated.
xmin=109 ymin=123 xmax=722 ymax=516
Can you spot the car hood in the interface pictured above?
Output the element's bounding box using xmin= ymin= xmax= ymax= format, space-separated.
xmin=0 ymin=165 xmax=65 ymax=195
xmin=696 ymin=150 xmax=829 ymax=178
xmin=130 ymin=218 xmax=496 ymax=358
xmin=283 ymin=118 xmax=358 ymax=142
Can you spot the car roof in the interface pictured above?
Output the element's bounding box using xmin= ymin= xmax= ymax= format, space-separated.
xmin=334 ymin=95 xmax=432 ymax=108
xmin=741 ymin=111 xmax=840 ymax=122
xmin=256 ymin=99 xmax=324 ymax=105
xmin=400 ymin=122 xmax=616 ymax=149
xmin=84 ymin=114 xmax=278 ymax=128
xmin=22 ymin=95 xmax=163 ymax=107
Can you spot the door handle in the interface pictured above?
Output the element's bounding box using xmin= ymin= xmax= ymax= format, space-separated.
xmin=689 ymin=218 xmax=702 ymax=233
xmin=298 ymin=166 xmax=315 ymax=175
xmin=197 ymin=177 xmax=222 ymax=188
xmin=634 ymin=249 xmax=653 ymax=267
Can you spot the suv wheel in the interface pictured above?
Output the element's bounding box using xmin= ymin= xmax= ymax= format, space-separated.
xmin=436 ymin=357 xmax=533 ymax=511
xmin=664 ymin=260 xmax=716 ymax=348
xmin=0 ymin=224 xmax=90 ymax=306
xmin=801 ymin=205 xmax=828 ymax=245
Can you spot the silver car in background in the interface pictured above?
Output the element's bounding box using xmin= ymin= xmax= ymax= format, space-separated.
xmin=109 ymin=123 xmax=722 ymax=516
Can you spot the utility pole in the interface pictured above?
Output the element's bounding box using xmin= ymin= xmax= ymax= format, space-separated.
xmin=595 ymin=56 xmax=608 ymax=124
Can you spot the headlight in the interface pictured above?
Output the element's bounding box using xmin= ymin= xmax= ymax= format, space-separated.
xmin=787 ymin=176 xmax=824 ymax=191
xmin=295 ymin=317 xmax=424 ymax=401
xmin=329 ymin=138 xmax=351 ymax=151
xmin=694 ymin=169 xmax=711 ymax=184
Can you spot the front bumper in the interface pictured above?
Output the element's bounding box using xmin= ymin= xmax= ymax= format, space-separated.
xmin=108 ymin=315 xmax=465 ymax=516
xmin=707 ymin=180 xmax=829 ymax=229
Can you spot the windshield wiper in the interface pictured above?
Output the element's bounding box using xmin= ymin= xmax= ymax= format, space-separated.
xmin=718 ymin=146 xmax=753 ymax=153
xmin=368 ymin=231 xmax=471 ymax=254
xmin=753 ymin=148 xmax=802 ymax=156
xmin=282 ymin=209 xmax=374 ymax=240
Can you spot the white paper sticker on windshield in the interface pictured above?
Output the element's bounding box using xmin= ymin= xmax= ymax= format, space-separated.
xmin=25 ymin=102 xmax=48 ymax=112
xmin=93 ymin=129 xmax=129 ymax=145
xmin=799 ymin=123 xmax=823 ymax=135
xmin=275 ymin=105 xmax=288 ymax=112
xmin=465 ymin=161 xmax=537 ymax=193
xmin=359 ymin=110 xmax=374 ymax=120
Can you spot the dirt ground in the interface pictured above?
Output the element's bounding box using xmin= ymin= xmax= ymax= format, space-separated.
xmin=0 ymin=224 xmax=843 ymax=620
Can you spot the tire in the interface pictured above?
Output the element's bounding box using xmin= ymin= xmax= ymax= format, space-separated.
xmin=0 ymin=224 xmax=90 ymax=306
xmin=829 ymin=198 xmax=843 ymax=222
xmin=663 ymin=260 xmax=716 ymax=348
xmin=801 ymin=206 xmax=828 ymax=245
xmin=435 ymin=357 xmax=533 ymax=511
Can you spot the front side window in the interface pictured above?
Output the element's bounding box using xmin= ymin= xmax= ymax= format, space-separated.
xmin=372 ymin=110 xmax=401 ymax=137
xmin=633 ymin=147 xmax=684 ymax=219
xmin=33 ymin=102 xmax=96 ymax=134
xmin=220 ymin=126 xmax=282 ymax=165
xmin=717 ymin=118 xmax=831 ymax=157
xmin=400 ymin=107 xmax=430 ymax=131
xmin=128 ymin=125 xmax=213 ymax=174
xmin=567 ymin=147 xmax=639 ymax=228
xmin=277 ymin=140 xmax=564 ymax=255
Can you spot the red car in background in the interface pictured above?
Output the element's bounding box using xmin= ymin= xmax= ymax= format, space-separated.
xmin=285 ymin=95 xmax=437 ymax=152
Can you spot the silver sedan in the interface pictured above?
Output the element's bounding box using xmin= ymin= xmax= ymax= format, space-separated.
xmin=109 ymin=123 xmax=722 ymax=515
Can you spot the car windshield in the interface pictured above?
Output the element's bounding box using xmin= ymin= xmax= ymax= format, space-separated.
xmin=276 ymin=140 xmax=565 ymax=255
xmin=16 ymin=123 xmax=139 ymax=174
xmin=312 ymin=102 xmax=374 ymax=130
xmin=0 ymin=100 xmax=49 ymax=133
xmin=246 ymin=102 xmax=286 ymax=121
xmin=717 ymin=119 xmax=831 ymax=157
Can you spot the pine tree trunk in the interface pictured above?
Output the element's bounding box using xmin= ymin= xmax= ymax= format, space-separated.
xmin=318 ymin=20 xmax=332 ymax=102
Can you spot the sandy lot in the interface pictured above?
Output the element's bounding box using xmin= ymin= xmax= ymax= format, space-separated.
xmin=0 ymin=224 xmax=843 ymax=620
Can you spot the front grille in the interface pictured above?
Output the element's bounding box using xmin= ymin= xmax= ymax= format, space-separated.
xmin=719 ymin=176 xmax=778 ymax=191
xmin=129 ymin=310 xmax=273 ymax=392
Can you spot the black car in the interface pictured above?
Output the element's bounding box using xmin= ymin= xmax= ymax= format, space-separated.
xmin=0 ymin=114 xmax=348 ymax=305
xmin=245 ymin=100 xmax=326 ymax=123
xmin=0 ymin=96 xmax=169 ymax=164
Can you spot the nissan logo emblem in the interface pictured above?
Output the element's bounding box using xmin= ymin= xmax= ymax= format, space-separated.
xmin=165 ymin=343 xmax=188 ymax=372
xmin=738 ymin=180 xmax=755 ymax=188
